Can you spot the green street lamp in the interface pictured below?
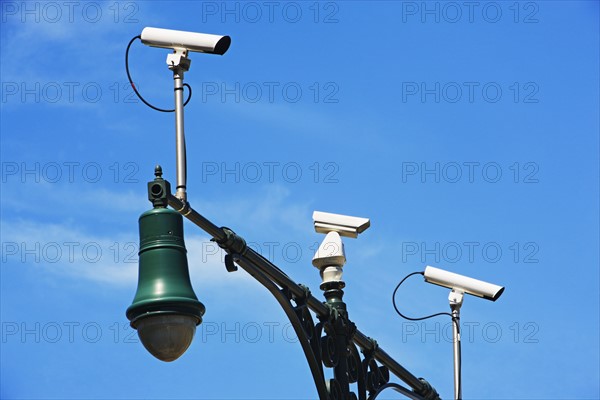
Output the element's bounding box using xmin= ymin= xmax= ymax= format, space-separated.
xmin=126 ymin=175 xmax=204 ymax=362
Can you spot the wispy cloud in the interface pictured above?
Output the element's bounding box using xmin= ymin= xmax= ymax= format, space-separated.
xmin=1 ymin=183 xmax=318 ymax=287
xmin=0 ymin=217 xmax=256 ymax=288
xmin=0 ymin=3 xmax=154 ymax=107
xmin=1 ymin=218 xmax=139 ymax=286
xmin=193 ymin=184 xmax=313 ymax=234
xmin=222 ymin=100 xmax=345 ymax=138
xmin=1 ymin=181 xmax=147 ymax=219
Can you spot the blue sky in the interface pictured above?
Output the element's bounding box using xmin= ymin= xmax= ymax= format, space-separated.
xmin=1 ymin=1 xmax=598 ymax=399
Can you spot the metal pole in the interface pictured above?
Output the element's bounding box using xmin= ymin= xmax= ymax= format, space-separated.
xmin=452 ymin=308 xmax=462 ymax=400
xmin=449 ymin=289 xmax=464 ymax=400
xmin=173 ymin=67 xmax=187 ymax=202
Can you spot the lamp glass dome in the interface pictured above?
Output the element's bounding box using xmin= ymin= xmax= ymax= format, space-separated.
xmin=135 ymin=314 xmax=197 ymax=362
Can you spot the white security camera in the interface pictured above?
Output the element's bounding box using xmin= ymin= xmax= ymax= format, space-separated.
xmin=420 ymin=265 xmax=504 ymax=399
xmin=423 ymin=266 xmax=504 ymax=301
xmin=141 ymin=27 xmax=231 ymax=55
xmin=313 ymin=211 xmax=370 ymax=239
xmin=311 ymin=211 xmax=370 ymax=289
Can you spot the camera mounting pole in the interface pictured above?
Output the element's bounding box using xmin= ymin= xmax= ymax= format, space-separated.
xmin=449 ymin=289 xmax=464 ymax=400
xmin=167 ymin=48 xmax=191 ymax=202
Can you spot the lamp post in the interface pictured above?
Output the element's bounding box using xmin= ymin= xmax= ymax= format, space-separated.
xmin=124 ymin=27 xmax=442 ymax=400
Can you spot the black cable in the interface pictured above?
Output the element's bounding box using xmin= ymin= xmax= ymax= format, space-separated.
xmin=125 ymin=35 xmax=192 ymax=112
xmin=392 ymin=271 xmax=453 ymax=321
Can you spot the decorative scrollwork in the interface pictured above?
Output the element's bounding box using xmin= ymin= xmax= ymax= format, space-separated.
xmin=321 ymin=334 xmax=338 ymax=368
xmin=298 ymin=305 xmax=315 ymax=340
xmin=348 ymin=344 xmax=360 ymax=384
xmin=349 ymin=343 xmax=367 ymax=400
xmin=327 ymin=378 xmax=343 ymax=400
xmin=235 ymin=261 xmax=431 ymax=400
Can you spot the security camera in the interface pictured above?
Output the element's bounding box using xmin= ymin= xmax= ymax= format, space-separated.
xmin=419 ymin=265 xmax=504 ymax=398
xmin=311 ymin=211 xmax=369 ymax=289
xmin=313 ymin=211 xmax=370 ymax=239
xmin=423 ymin=266 xmax=504 ymax=301
xmin=141 ymin=27 xmax=231 ymax=55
